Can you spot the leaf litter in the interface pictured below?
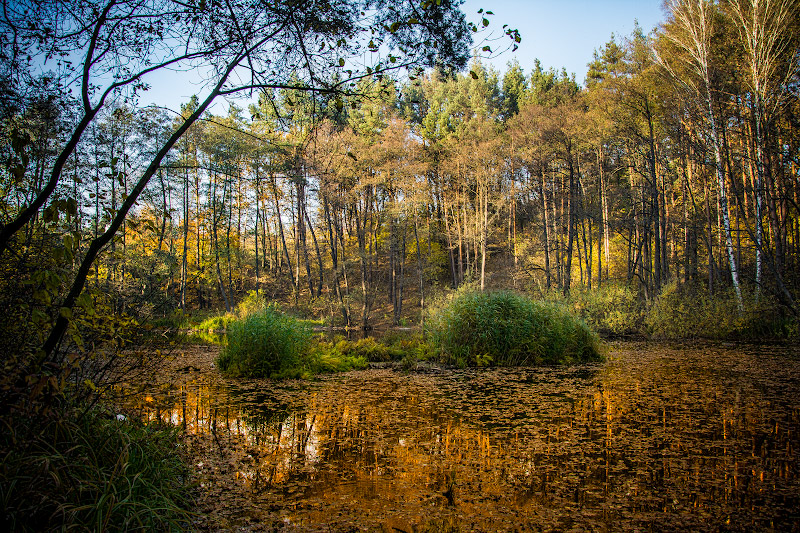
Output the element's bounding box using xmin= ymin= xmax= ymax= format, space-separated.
xmin=119 ymin=342 xmax=800 ymax=531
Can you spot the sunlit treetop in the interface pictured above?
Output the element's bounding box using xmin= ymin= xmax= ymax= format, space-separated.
xmin=0 ymin=0 xmax=481 ymax=112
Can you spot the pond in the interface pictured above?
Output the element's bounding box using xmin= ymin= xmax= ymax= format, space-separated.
xmin=126 ymin=342 xmax=800 ymax=531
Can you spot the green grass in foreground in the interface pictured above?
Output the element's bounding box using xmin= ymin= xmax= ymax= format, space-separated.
xmin=1 ymin=407 xmax=193 ymax=531
xmin=426 ymin=289 xmax=603 ymax=367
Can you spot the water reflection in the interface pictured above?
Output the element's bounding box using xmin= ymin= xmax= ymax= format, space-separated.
xmin=127 ymin=343 xmax=800 ymax=531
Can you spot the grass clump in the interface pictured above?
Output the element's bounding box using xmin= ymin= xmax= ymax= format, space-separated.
xmin=216 ymin=304 xmax=313 ymax=378
xmin=1 ymin=408 xmax=193 ymax=531
xmin=306 ymin=341 xmax=369 ymax=374
xmin=311 ymin=334 xmax=433 ymax=371
xmin=426 ymin=289 xmax=602 ymax=367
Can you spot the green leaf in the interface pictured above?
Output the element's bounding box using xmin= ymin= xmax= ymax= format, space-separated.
xmin=469 ymin=70 xmax=479 ymax=79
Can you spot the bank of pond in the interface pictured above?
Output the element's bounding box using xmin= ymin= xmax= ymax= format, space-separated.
xmin=3 ymin=288 xmax=798 ymax=531
xmin=134 ymin=341 xmax=800 ymax=530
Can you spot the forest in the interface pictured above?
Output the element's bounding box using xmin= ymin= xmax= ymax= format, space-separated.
xmin=2 ymin=0 xmax=800 ymax=530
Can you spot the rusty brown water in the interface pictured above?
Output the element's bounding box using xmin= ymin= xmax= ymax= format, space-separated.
xmin=128 ymin=342 xmax=800 ymax=531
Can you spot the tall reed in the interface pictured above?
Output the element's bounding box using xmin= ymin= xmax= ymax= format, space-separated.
xmin=426 ymin=290 xmax=602 ymax=367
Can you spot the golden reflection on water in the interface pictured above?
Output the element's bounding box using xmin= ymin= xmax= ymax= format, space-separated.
xmin=127 ymin=343 xmax=800 ymax=530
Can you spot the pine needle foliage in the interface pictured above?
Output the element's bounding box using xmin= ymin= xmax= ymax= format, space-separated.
xmin=426 ymin=290 xmax=602 ymax=367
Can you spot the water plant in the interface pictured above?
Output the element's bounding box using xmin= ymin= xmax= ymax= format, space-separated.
xmin=216 ymin=304 xmax=313 ymax=378
xmin=426 ymin=289 xmax=602 ymax=367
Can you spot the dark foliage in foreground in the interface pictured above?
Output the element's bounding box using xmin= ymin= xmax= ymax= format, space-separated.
xmin=1 ymin=407 xmax=193 ymax=531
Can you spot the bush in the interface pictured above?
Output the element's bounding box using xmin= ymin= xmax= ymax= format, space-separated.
xmin=216 ymin=304 xmax=313 ymax=378
xmin=564 ymin=283 xmax=643 ymax=336
xmin=645 ymin=281 xmax=792 ymax=340
xmin=1 ymin=408 xmax=193 ymax=531
xmin=425 ymin=290 xmax=602 ymax=367
xmin=235 ymin=290 xmax=268 ymax=318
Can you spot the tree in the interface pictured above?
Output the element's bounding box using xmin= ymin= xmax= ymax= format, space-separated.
xmin=727 ymin=0 xmax=799 ymax=306
xmin=655 ymin=0 xmax=744 ymax=310
xmin=1 ymin=0 xmax=478 ymax=362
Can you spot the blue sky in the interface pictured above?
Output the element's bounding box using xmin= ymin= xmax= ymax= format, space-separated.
xmin=141 ymin=1 xmax=667 ymax=113
xmin=461 ymin=0 xmax=666 ymax=82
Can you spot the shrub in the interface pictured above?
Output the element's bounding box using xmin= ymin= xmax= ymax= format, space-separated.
xmin=236 ymin=290 xmax=267 ymax=318
xmin=425 ymin=290 xmax=602 ymax=367
xmin=645 ymin=281 xmax=792 ymax=340
xmin=216 ymin=304 xmax=313 ymax=378
xmin=565 ymin=283 xmax=643 ymax=336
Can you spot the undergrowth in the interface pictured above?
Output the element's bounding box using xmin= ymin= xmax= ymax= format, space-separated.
xmin=1 ymin=407 xmax=193 ymax=531
xmin=426 ymin=289 xmax=602 ymax=367
xmin=645 ymin=281 xmax=793 ymax=340
xmin=555 ymin=283 xmax=643 ymax=336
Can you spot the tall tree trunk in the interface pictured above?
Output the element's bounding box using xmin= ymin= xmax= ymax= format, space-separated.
xmin=254 ymin=167 xmax=260 ymax=293
xmin=414 ymin=208 xmax=425 ymax=336
xmin=271 ymin=174 xmax=296 ymax=298
xmin=297 ymin=177 xmax=314 ymax=298
xmin=563 ymin=151 xmax=576 ymax=296
xmin=540 ymin=164 xmax=552 ymax=290
xmin=323 ymin=195 xmax=350 ymax=326
xmin=303 ymin=202 xmax=324 ymax=298
xmin=180 ymin=167 xmax=189 ymax=310
xmin=213 ymin=172 xmax=231 ymax=312
xmin=707 ymin=96 xmax=743 ymax=310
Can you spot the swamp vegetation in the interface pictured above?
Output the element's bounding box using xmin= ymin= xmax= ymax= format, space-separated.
xmin=125 ymin=342 xmax=800 ymax=531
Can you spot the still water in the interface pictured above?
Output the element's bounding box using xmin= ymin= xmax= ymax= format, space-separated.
xmin=130 ymin=342 xmax=800 ymax=531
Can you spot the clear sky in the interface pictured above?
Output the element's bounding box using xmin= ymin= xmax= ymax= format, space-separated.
xmin=460 ymin=0 xmax=666 ymax=82
xmin=141 ymin=1 xmax=667 ymax=113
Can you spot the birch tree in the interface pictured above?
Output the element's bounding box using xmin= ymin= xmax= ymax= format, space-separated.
xmin=727 ymin=0 xmax=799 ymax=308
xmin=655 ymin=0 xmax=744 ymax=310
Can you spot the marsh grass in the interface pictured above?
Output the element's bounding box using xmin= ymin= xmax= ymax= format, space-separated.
xmin=216 ymin=304 xmax=314 ymax=378
xmin=426 ymin=290 xmax=602 ymax=367
xmin=1 ymin=408 xmax=193 ymax=531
